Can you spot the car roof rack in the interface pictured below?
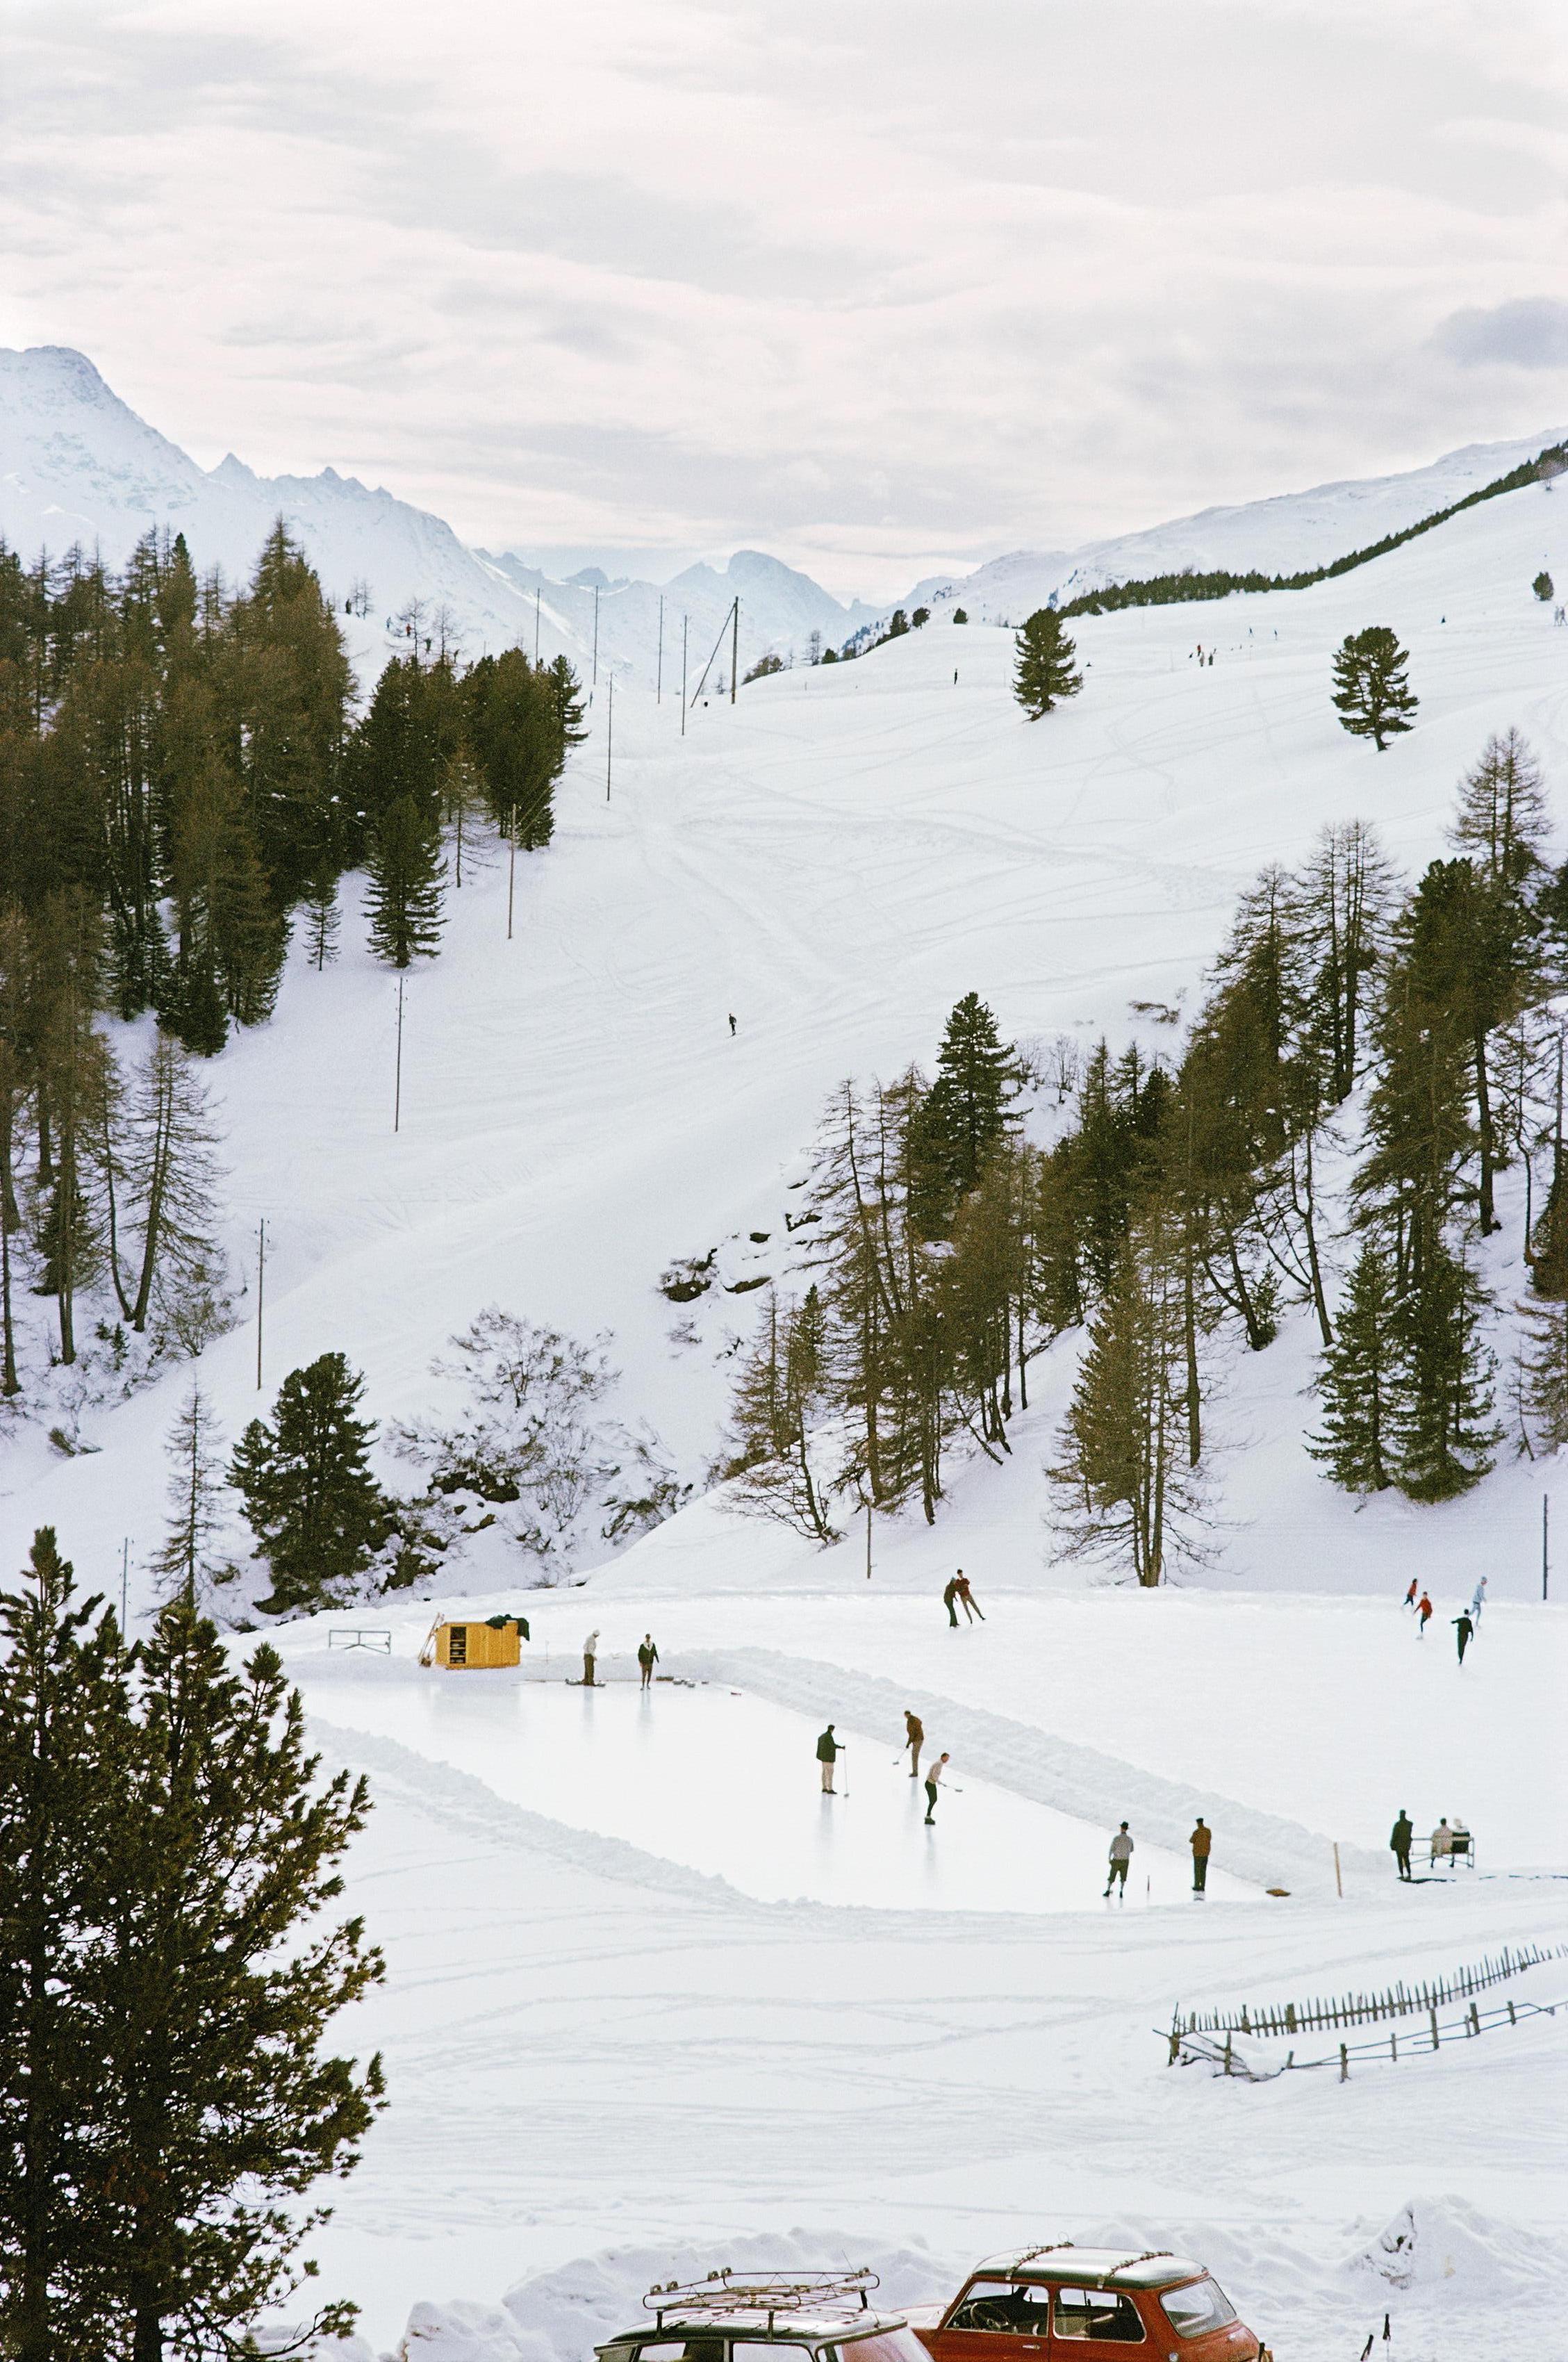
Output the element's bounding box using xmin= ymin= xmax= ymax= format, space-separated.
xmin=644 ymin=2271 xmax=881 ymax=2329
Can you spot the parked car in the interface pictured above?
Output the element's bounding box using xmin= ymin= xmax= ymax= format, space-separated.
xmin=907 ymin=2247 xmax=1267 ymax=2361
xmin=597 ymin=2270 xmax=931 ymax=2362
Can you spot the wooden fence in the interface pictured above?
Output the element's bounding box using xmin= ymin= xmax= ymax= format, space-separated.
xmin=1166 ymin=1987 xmax=1565 ymax=2081
xmin=1168 ymin=1941 xmax=1565 ymax=2044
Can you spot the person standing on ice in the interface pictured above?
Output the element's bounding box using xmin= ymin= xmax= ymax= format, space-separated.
xmin=638 ymin=1634 xmax=659 ymax=1689
xmin=942 ymin=1577 xmax=960 ymax=1628
xmin=1403 ymin=1579 xmax=1419 ymax=1612
xmin=1390 ymin=1810 xmax=1413 ymax=1880
xmin=924 ymin=1751 xmax=949 ymax=1824
xmin=1471 ymin=1574 xmax=1488 ymax=1622
xmin=582 ymin=1630 xmax=600 ymax=1687
xmin=1452 ymin=1610 xmax=1474 ymax=1665
xmin=816 ymin=1723 xmax=841 ymax=1794
xmin=1189 ymin=1816 xmax=1212 ymax=1894
xmin=728 ymin=1013 xmax=737 ymax=1036
xmin=1105 ymin=1822 xmax=1134 ymax=1898
xmin=1416 ymin=1591 xmax=1433 ymax=1637
xmin=904 ymin=1709 xmax=925 ymax=1778
xmin=955 ymin=1571 xmax=984 ymax=1623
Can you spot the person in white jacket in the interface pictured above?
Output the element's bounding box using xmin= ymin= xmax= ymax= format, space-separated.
xmin=1105 ymin=1821 xmax=1134 ymax=1898
xmin=583 ymin=1631 xmax=600 ymax=1687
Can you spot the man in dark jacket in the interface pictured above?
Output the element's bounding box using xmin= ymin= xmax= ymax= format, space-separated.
xmin=1390 ymin=1810 xmax=1413 ymax=1880
xmin=942 ymin=1577 xmax=959 ymax=1627
xmin=637 ymin=1634 xmax=659 ymax=1690
xmin=1452 ymin=1611 xmax=1474 ymax=1665
xmin=1189 ymin=1816 xmax=1212 ymax=1894
xmin=816 ymin=1724 xmax=841 ymax=1794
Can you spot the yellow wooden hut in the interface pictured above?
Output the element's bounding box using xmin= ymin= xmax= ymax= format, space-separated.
xmin=420 ymin=1613 xmax=529 ymax=1671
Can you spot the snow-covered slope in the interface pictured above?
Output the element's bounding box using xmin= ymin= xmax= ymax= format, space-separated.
xmin=906 ymin=429 xmax=1568 ymax=623
xmin=0 ymin=346 xmax=873 ymax=685
xmin=3 ymin=416 xmax=1566 ymax=2360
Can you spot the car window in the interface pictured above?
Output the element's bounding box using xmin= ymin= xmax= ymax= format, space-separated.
xmin=947 ymin=2283 xmax=1053 ymax=2333
xmin=1158 ymin=2282 xmax=1237 ymax=2338
xmin=633 ymin=2341 xmax=725 ymax=2362
xmin=845 ymin=2334 xmax=936 ymax=2362
xmin=1051 ymin=2290 xmax=1146 ymax=2343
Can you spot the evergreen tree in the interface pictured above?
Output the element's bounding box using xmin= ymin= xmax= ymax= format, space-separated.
xmin=546 ymin=655 xmax=588 ymax=749
xmin=230 ymin=1352 xmax=389 ymax=1614
xmin=1533 ymin=570 xmax=1554 ymax=602
xmin=365 ymin=794 xmax=445 ymax=967
xmin=1330 ymin=625 xmax=1417 ymax=749
xmin=1294 ymin=819 xmax=1398 ymax=1101
xmin=1012 ymin=608 xmax=1083 ymax=718
xmin=1389 ymin=1240 xmax=1497 ymax=1500
xmin=1518 ymin=1293 xmax=1568 ymax=1450
xmin=1048 ymin=1207 xmax=1207 ymax=1585
xmin=300 ymin=861 xmax=340 ymax=970
xmin=0 ymin=1530 xmax=129 ymax=2362
xmin=149 ymin=1381 xmax=233 ymax=1607
xmin=1449 ymin=727 xmax=1551 ymax=892
xmin=1309 ymin=1240 xmax=1398 ymax=1491
xmin=118 ymin=1031 xmax=229 ymax=1341
xmin=725 ymin=1286 xmax=839 ymax=1542
xmin=907 ymin=992 xmax=1019 ymax=1235
xmin=81 ymin=1602 xmax=384 ymax=2359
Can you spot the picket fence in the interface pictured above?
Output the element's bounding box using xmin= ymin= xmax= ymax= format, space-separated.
xmin=1167 ymin=1939 xmax=1565 ymax=2046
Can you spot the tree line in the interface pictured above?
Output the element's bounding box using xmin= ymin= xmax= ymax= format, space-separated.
xmin=725 ymin=728 xmax=1568 ymax=1578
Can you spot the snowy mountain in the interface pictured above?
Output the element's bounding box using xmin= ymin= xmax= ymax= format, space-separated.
xmin=903 ymin=428 xmax=1568 ymax=623
xmin=0 ymin=345 xmax=874 ymax=688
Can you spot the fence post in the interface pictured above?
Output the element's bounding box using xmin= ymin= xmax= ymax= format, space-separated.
xmin=1339 ymin=2042 xmax=1348 ymax=2083
xmin=1223 ymin=2033 xmax=1232 ymax=2077
xmin=1333 ymin=1842 xmax=1343 ymax=1898
xmin=1430 ymin=2008 xmax=1439 ymax=2050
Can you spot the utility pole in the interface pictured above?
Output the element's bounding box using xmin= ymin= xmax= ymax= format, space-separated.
xmin=121 ymin=1534 xmax=129 ymax=1630
xmin=1544 ymin=1494 xmax=1551 ymax=1600
xmin=865 ymin=1498 xmax=873 ymax=1580
xmin=255 ymin=1216 xmax=265 ymax=1390
xmin=606 ymin=673 xmax=613 ymax=802
xmin=592 ymin=584 xmax=600 ymax=687
xmin=730 ymin=596 xmax=739 ymax=704
xmin=680 ymin=614 xmax=688 ymax=737
xmin=394 ymin=973 xmax=405 ymax=1133
xmin=507 ymin=812 xmax=516 ymax=940
xmin=534 ymin=584 xmax=541 ymax=664
xmin=657 ymin=594 xmax=663 ymax=703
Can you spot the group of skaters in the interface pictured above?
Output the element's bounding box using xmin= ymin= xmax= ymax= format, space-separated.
xmin=1104 ymin=1816 xmax=1214 ymax=1899
xmin=1388 ymin=1808 xmax=1471 ymax=1879
xmin=941 ymin=1570 xmax=984 ymax=1625
xmin=578 ymin=1631 xmax=662 ymax=1688
xmin=1402 ymin=1573 xmax=1487 ymax=1662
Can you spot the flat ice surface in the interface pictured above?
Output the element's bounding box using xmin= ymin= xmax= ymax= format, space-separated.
xmin=303 ymin=1675 xmax=1255 ymax=1912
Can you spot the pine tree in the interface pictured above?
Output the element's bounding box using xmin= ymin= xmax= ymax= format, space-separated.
xmin=230 ymin=1352 xmax=389 ymax=1614
xmin=365 ymin=794 xmax=445 ymax=967
xmin=1518 ymin=1293 xmax=1568 ymax=1450
xmin=725 ymin=1286 xmax=839 ymax=1541
xmin=1012 ymin=608 xmax=1083 ymax=718
xmin=1331 ymin=625 xmax=1417 ymax=750
xmin=1295 ymin=819 xmax=1398 ymax=1101
xmin=907 ymin=992 xmax=1019 ymax=1234
xmin=1309 ymin=1241 xmax=1398 ymax=1491
xmin=1389 ymin=1240 xmax=1497 ymax=1500
xmin=81 ymin=1601 xmax=384 ymax=2358
xmin=1048 ymin=1207 xmax=1208 ymax=1585
xmin=1449 ymin=727 xmax=1550 ymax=892
xmin=0 ymin=1529 xmax=131 ymax=2362
xmin=1533 ymin=570 xmax=1554 ymax=602
xmin=119 ymin=1031 xmax=229 ymax=1341
xmin=300 ymin=861 xmax=340 ymax=970
xmin=441 ymin=742 xmax=488 ymax=885
xmin=150 ymin=1382 xmax=233 ymax=1607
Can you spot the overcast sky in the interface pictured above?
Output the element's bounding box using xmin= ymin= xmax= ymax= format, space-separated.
xmin=3 ymin=0 xmax=1567 ymax=598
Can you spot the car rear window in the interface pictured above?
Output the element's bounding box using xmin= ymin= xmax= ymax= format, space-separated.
xmin=946 ymin=2285 xmax=1053 ymax=2333
xmin=843 ymin=2333 xmax=932 ymax=2362
xmin=1159 ymin=2282 xmax=1237 ymax=2338
xmin=1051 ymin=2290 xmax=1144 ymax=2343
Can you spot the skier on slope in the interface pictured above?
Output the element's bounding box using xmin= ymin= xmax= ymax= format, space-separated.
xmin=904 ymin=1709 xmax=925 ymax=1779
xmin=1105 ymin=1822 xmax=1134 ymax=1899
xmin=582 ymin=1630 xmax=600 ymax=1686
xmin=816 ymin=1723 xmax=841 ymax=1794
xmin=1417 ymin=1592 xmax=1433 ymax=1637
xmin=637 ymin=1633 xmax=659 ymax=1690
xmin=1452 ymin=1610 xmax=1474 ymax=1666
xmin=924 ymin=1751 xmax=950 ymax=1825
xmin=1189 ymin=1816 xmax=1212 ymax=1895
xmin=1390 ymin=1810 xmax=1413 ymax=1880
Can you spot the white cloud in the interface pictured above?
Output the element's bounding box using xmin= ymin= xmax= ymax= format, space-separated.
xmin=1 ymin=0 xmax=1566 ymax=596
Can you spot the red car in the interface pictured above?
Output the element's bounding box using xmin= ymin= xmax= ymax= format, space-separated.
xmin=909 ymin=2248 xmax=1267 ymax=2362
